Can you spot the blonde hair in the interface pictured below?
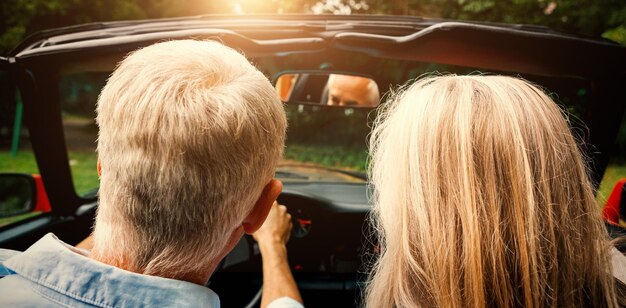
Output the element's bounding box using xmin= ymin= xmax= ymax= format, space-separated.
xmin=366 ymin=75 xmax=619 ymax=307
xmin=92 ymin=40 xmax=286 ymax=278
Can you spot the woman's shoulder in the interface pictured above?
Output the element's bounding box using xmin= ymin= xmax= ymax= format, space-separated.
xmin=612 ymin=247 xmax=626 ymax=284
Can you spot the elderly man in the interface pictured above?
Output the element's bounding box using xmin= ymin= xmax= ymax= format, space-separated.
xmin=326 ymin=74 xmax=380 ymax=107
xmin=0 ymin=40 xmax=302 ymax=307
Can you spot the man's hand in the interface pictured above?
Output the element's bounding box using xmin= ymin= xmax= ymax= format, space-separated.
xmin=252 ymin=202 xmax=303 ymax=307
xmin=253 ymin=202 xmax=292 ymax=248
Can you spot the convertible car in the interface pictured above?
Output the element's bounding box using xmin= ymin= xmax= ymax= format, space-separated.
xmin=0 ymin=15 xmax=625 ymax=307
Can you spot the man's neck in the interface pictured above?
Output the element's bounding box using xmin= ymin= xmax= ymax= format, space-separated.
xmin=90 ymin=251 xmax=216 ymax=286
xmin=86 ymin=223 xmax=244 ymax=286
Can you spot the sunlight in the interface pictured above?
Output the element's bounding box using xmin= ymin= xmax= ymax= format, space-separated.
xmin=223 ymin=0 xmax=281 ymax=14
xmin=232 ymin=2 xmax=244 ymax=14
xmin=311 ymin=0 xmax=369 ymax=15
xmin=217 ymin=0 xmax=370 ymax=15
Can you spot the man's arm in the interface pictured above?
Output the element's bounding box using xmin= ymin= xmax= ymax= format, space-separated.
xmin=76 ymin=235 xmax=94 ymax=250
xmin=253 ymin=203 xmax=303 ymax=308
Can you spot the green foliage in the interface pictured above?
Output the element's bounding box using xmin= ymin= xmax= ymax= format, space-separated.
xmin=603 ymin=25 xmax=626 ymax=45
xmin=597 ymin=163 xmax=626 ymax=208
xmin=424 ymin=0 xmax=624 ymax=39
xmin=0 ymin=0 xmax=208 ymax=54
xmin=283 ymin=103 xmax=373 ymax=172
xmin=285 ymin=144 xmax=369 ymax=172
xmin=0 ymin=211 xmax=42 ymax=228
xmin=0 ymin=150 xmax=38 ymax=174
xmin=460 ymin=0 xmax=495 ymax=14
xmin=67 ymin=151 xmax=99 ymax=196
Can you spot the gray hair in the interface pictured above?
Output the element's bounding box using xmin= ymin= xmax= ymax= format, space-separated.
xmin=92 ymin=40 xmax=286 ymax=277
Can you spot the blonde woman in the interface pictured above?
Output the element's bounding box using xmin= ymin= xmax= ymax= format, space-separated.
xmin=366 ymin=75 xmax=626 ymax=307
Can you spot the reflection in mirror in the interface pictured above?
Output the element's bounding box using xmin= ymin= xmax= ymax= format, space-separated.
xmin=326 ymin=74 xmax=380 ymax=107
xmin=275 ymin=73 xmax=380 ymax=108
xmin=0 ymin=174 xmax=35 ymax=217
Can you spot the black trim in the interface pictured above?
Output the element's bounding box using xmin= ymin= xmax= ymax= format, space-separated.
xmin=16 ymin=67 xmax=83 ymax=216
xmin=332 ymin=22 xmax=626 ymax=78
xmin=585 ymin=75 xmax=626 ymax=187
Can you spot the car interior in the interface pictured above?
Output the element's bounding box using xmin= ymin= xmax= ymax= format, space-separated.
xmin=0 ymin=15 xmax=625 ymax=307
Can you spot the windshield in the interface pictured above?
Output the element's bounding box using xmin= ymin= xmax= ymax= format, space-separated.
xmin=58 ymin=53 xmax=594 ymax=194
xmin=280 ymin=104 xmax=370 ymax=183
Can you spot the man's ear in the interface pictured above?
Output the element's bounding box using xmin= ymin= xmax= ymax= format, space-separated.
xmin=97 ymin=160 xmax=102 ymax=177
xmin=242 ymin=179 xmax=282 ymax=234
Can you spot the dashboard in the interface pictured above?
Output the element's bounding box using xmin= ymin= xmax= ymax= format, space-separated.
xmin=210 ymin=182 xmax=373 ymax=306
xmin=220 ymin=182 xmax=373 ymax=274
xmin=280 ymin=182 xmax=373 ymax=274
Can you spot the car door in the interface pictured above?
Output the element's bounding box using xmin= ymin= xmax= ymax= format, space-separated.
xmin=0 ymin=57 xmax=51 ymax=240
xmin=0 ymin=56 xmax=96 ymax=251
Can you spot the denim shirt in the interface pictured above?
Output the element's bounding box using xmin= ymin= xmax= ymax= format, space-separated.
xmin=0 ymin=233 xmax=303 ymax=308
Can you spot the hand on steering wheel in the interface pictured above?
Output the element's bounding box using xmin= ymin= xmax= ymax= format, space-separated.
xmin=252 ymin=202 xmax=292 ymax=248
xmin=250 ymin=202 xmax=303 ymax=308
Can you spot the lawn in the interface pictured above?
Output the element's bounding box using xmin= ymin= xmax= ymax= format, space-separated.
xmin=0 ymin=211 xmax=43 ymax=228
xmin=284 ymin=144 xmax=369 ymax=172
xmin=0 ymin=150 xmax=99 ymax=196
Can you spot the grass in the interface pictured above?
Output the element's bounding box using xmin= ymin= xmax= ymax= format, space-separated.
xmin=0 ymin=150 xmax=99 ymax=196
xmin=0 ymin=211 xmax=43 ymax=228
xmin=284 ymin=144 xmax=369 ymax=172
xmin=0 ymin=150 xmax=39 ymax=174
xmin=67 ymin=151 xmax=99 ymax=195
xmin=597 ymin=163 xmax=626 ymax=207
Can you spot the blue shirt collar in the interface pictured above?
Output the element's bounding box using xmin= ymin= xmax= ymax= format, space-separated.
xmin=3 ymin=233 xmax=220 ymax=307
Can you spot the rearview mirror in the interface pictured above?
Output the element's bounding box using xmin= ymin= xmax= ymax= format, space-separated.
xmin=0 ymin=174 xmax=36 ymax=218
xmin=275 ymin=72 xmax=380 ymax=108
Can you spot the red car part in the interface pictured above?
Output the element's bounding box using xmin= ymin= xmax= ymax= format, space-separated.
xmin=32 ymin=174 xmax=51 ymax=213
xmin=603 ymin=178 xmax=626 ymax=226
